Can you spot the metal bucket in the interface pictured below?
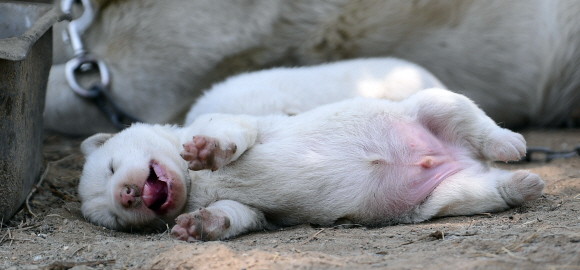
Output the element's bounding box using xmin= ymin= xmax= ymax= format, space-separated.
xmin=0 ymin=2 xmax=65 ymax=221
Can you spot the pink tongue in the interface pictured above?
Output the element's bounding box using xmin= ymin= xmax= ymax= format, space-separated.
xmin=142 ymin=167 xmax=168 ymax=210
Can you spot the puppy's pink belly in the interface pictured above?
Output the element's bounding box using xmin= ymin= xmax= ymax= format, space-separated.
xmin=370 ymin=121 xmax=463 ymax=214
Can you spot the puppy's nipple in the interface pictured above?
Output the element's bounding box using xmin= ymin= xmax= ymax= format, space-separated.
xmin=420 ymin=156 xmax=435 ymax=169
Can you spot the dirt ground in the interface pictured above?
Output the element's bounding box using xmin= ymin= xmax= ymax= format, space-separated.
xmin=1 ymin=129 xmax=579 ymax=270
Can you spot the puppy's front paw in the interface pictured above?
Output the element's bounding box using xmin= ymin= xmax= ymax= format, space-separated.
xmin=171 ymin=208 xmax=231 ymax=241
xmin=181 ymin=135 xmax=237 ymax=171
xmin=480 ymin=129 xmax=526 ymax=162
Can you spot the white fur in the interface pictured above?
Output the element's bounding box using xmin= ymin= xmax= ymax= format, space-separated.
xmin=79 ymin=89 xmax=545 ymax=240
xmin=46 ymin=0 xmax=580 ymax=135
xmin=185 ymin=57 xmax=445 ymax=124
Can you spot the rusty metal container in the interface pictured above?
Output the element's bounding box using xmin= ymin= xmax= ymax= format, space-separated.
xmin=0 ymin=2 xmax=64 ymax=221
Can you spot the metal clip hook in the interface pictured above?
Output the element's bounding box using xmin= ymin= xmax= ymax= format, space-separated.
xmin=61 ymin=0 xmax=110 ymax=97
xmin=65 ymin=54 xmax=110 ymax=98
xmin=61 ymin=0 xmax=96 ymax=57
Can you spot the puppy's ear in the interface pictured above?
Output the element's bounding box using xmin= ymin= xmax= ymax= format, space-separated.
xmin=81 ymin=133 xmax=114 ymax=156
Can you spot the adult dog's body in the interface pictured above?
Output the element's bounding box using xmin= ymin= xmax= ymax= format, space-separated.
xmin=79 ymin=89 xmax=545 ymax=240
xmin=47 ymin=0 xmax=580 ymax=135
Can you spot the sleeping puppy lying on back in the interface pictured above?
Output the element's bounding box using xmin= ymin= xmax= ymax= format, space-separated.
xmin=79 ymin=89 xmax=545 ymax=241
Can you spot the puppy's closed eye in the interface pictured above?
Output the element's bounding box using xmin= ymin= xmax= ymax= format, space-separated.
xmin=109 ymin=160 xmax=115 ymax=175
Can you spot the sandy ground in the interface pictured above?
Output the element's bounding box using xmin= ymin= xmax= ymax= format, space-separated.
xmin=1 ymin=129 xmax=579 ymax=270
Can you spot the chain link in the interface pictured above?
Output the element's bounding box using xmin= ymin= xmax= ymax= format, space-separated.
xmin=515 ymin=145 xmax=580 ymax=163
xmin=89 ymin=84 xmax=143 ymax=129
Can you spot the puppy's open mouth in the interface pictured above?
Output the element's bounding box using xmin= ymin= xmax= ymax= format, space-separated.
xmin=142 ymin=161 xmax=171 ymax=212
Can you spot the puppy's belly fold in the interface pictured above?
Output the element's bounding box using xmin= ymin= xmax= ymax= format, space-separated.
xmin=409 ymin=157 xmax=461 ymax=205
xmin=369 ymin=155 xmax=461 ymax=216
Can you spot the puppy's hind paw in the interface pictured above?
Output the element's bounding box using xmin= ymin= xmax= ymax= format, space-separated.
xmin=181 ymin=135 xmax=237 ymax=171
xmin=499 ymin=170 xmax=545 ymax=207
xmin=480 ymin=129 xmax=526 ymax=162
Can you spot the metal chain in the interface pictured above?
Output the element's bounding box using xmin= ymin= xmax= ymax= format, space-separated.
xmin=515 ymin=145 xmax=580 ymax=163
xmin=89 ymin=84 xmax=142 ymax=129
xmin=61 ymin=0 xmax=142 ymax=129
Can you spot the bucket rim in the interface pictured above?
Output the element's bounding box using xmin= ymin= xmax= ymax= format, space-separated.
xmin=0 ymin=2 xmax=70 ymax=61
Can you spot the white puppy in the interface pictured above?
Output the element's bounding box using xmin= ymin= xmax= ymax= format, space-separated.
xmin=79 ymin=89 xmax=545 ymax=241
xmin=47 ymin=0 xmax=580 ymax=135
xmin=185 ymin=57 xmax=445 ymax=124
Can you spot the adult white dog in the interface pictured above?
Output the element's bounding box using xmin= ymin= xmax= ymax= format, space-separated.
xmin=79 ymin=89 xmax=545 ymax=240
xmin=47 ymin=0 xmax=580 ymax=135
